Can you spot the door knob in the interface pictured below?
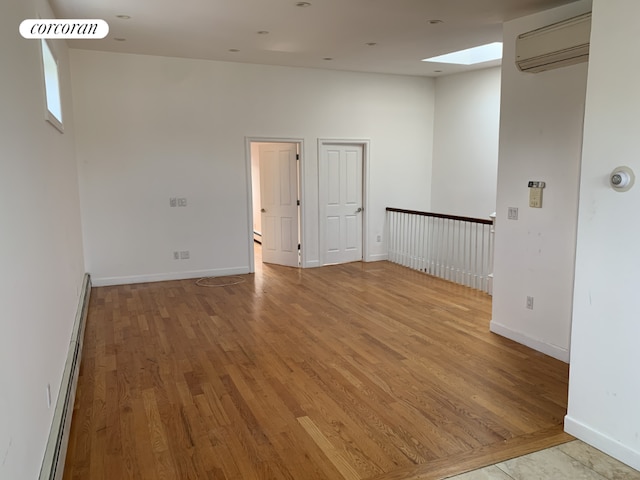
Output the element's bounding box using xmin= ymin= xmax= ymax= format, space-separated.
xmin=261 ymin=208 xmax=266 ymax=213
xmin=355 ymin=207 xmax=363 ymax=213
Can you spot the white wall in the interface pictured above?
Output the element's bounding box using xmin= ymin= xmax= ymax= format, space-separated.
xmin=0 ymin=1 xmax=86 ymax=479
xmin=490 ymin=0 xmax=592 ymax=362
xmin=565 ymin=0 xmax=640 ymax=470
xmin=70 ymin=50 xmax=435 ymax=285
xmin=431 ymin=67 xmax=501 ymax=219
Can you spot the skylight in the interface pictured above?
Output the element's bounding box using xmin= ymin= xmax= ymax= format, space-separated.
xmin=422 ymin=42 xmax=503 ymax=65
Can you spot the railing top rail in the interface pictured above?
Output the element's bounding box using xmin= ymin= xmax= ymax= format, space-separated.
xmin=386 ymin=207 xmax=493 ymax=225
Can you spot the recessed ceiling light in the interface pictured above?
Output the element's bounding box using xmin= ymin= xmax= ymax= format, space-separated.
xmin=116 ymin=15 xmax=131 ymax=19
xmin=434 ymin=70 xmax=443 ymax=73
xmin=429 ymin=19 xmax=443 ymax=25
xmin=296 ymin=2 xmax=312 ymax=7
xmin=323 ymin=57 xmax=333 ymax=61
xmin=114 ymin=37 xmax=126 ymax=41
xmin=366 ymin=42 xmax=377 ymax=46
xmin=257 ymin=30 xmax=269 ymax=35
xmin=228 ymin=49 xmax=240 ymax=52
xmin=422 ymin=42 xmax=503 ymax=65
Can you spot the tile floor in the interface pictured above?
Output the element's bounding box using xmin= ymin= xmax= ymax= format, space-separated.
xmin=448 ymin=440 xmax=640 ymax=479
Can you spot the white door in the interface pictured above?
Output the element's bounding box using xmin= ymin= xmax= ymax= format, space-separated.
xmin=259 ymin=143 xmax=299 ymax=267
xmin=319 ymin=143 xmax=363 ymax=265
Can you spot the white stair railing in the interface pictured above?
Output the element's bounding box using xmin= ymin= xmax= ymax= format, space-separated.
xmin=386 ymin=208 xmax=495 ymax=293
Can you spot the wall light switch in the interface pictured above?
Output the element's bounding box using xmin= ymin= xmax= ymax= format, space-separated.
xmin=177 ymin=197 xmax=188 ymax=207
xmin=507 ymin=207 xmax=518 ymax=220
xmin=170 ymin=197 xmax=177 ymax=208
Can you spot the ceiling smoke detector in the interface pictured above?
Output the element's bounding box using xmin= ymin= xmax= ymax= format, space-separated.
xmin=296 ymin=2 xmax=312 ymax=7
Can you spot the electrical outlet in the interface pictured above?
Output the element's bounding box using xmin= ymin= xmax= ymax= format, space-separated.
xmin=526 ymin=296 xmax=534 ymax=310
xmin=180 ymin=250 xmax=190 ymax=260
xmin=46 ymin=383 xmax=51 ymax=408
xmin=177 ymin=197 xmax=188 ymax=207
xmin=508 ymin=207 xmax=519 ymax=220
xmin=170 ymin=197 xmax=177 ymax=208
xmin=173 ymin=251 xmax=179 ymax=260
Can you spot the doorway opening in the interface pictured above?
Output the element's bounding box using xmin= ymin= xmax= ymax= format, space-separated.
xmin=247 ymin=139 xmax=303 ymax=272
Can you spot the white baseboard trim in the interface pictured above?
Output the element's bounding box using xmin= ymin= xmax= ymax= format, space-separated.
xmin=39 ymin=274 xmax=91 ymax=480
xmin=367 ymin=253 xmax=388 ymax=262
xmin=564 ymin=415 xmax=640 ymax=471
xmin=92 ymin=267 xmax=251 ymax=287
xmin=489 ymin=320 xmax=570 ymax=363
xmin=303 ymin=260 xmax=320 ymax=268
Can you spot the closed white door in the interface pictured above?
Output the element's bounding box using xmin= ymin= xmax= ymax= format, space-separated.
xmin=259 ymin=143 xmax=299 ymax=267
xmin=319 ymin=144 xmax=363 ymax=265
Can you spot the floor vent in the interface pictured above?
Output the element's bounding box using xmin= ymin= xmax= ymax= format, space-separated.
xmin=39 ymin=274 xmax=91 ymax=480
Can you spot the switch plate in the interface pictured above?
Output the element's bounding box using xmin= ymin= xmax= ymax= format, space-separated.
xmin=526 ymin=296 xmax=534 ymax=310
xmin=179 ymin=250 xmax=190 ymax=260
xmin=177 ymin=197 xmax=188 ymax=207
xmin=170 ymin=197 xmax=177 ymax=208
xmin=507 ymin=207 xmax=518 ymax=220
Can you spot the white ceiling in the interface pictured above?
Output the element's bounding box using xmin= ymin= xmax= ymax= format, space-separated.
xmin=50 ymin=0 xmax=578 ymax=77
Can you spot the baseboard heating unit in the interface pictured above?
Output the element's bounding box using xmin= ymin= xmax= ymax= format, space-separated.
xmin=39 ymin=273 xmax=91 ymax=480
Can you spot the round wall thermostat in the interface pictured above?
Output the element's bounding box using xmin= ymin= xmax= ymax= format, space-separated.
xmin=610 ymin=166 xmax=635 ymax=192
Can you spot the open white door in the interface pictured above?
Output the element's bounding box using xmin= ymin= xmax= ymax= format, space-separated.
xmin=319 ymin=143 xmax=363 ymax=265
xmin=259 ymin=143 xmax=299 ymax=267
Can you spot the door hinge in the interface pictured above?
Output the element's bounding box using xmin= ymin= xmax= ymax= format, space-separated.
xmin=296 ymin=154 xmax=300 ymax=160
xmin=298 ymin=243 xmax=301 ymax=250
xmin=297 ymin=199 xmax=300 ymax=206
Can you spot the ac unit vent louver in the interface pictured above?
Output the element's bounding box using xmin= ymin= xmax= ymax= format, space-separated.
xmin=516 ymin=12 xmax=591 ymax=73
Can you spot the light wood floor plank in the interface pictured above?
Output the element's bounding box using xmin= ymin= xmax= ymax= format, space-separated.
xmin=64 ymin=255 xmax=571 ymax=479
xmin=298 ymin=416 xmax=363 ymax=480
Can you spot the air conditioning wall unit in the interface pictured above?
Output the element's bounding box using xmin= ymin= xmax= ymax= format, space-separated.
xmin=516 ymin=12 xmax=592 ymax=73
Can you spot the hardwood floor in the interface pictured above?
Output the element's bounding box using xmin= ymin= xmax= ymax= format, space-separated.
xmin=64 ymin=254 xmax=571 ymax=480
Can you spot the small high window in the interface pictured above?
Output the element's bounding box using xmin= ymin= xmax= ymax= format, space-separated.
xmin=40 ymin=39 xmax=63 ymax=132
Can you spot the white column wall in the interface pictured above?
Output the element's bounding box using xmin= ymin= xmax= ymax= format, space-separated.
xmin=491 ymin=0 xmax=592 ymax=362
xmin=566 ymin=0 xmax=640 ymax=470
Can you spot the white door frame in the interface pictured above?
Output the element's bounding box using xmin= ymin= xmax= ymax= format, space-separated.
xmin=245 ymin=137 xmax=305 ymax=273
xmin=317 ymin=138 xmax=370 ymax=265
